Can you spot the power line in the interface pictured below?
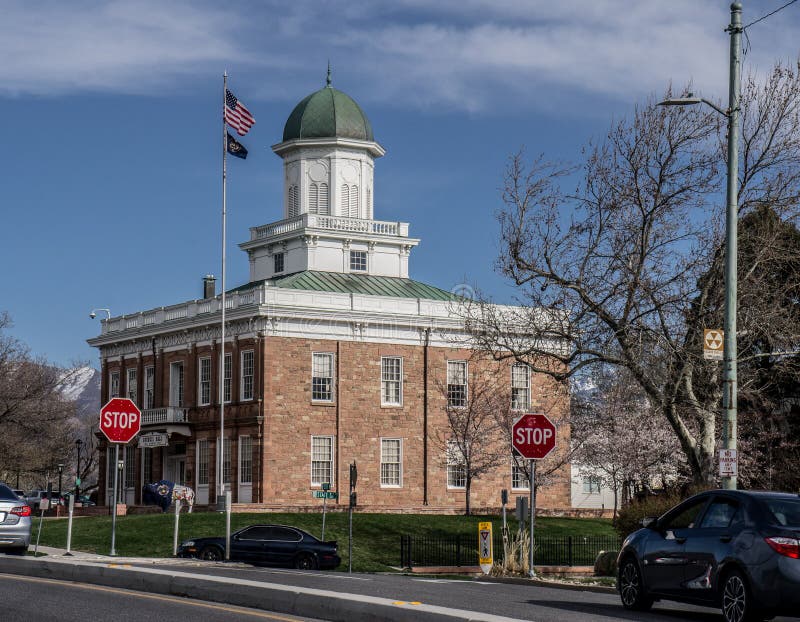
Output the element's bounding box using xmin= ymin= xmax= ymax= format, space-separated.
xmin=743 ymin=0 xmax=799 ymax=30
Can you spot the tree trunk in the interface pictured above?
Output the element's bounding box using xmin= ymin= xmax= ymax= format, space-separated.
xmin=465 ymin=476 xmax=472 ymax=516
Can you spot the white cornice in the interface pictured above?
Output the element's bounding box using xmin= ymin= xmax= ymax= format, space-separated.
xmin=272 ymin=137 xmax=385 ymax=158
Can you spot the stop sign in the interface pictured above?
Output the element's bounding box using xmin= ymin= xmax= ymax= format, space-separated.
xmin=99 ymin=398 xmax=141 ymax=444
xmin=512 ymin=413 xmax=557 ymax=460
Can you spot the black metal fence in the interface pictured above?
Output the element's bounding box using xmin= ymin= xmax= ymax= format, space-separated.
xmin=399 ymin=533 xmax=620 ymax=568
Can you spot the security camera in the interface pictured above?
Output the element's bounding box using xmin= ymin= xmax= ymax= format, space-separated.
xmin=89 ymin=311 xmax=96 ymax=319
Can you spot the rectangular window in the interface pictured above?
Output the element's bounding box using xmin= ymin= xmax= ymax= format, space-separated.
xmin=446 ymin=441 xmax=466 ymax=489
xmin=223 ymin=352 xmax=232 ymax=403
xmin=311 ymin=436 xmax=334 ymax=486
xmin=124 ymin=446 xmax=135 ymax=489
xmin=447 ymin=361 xmax=467 ymax=408
xmin=349 ymin=250 xmax=367 ymax=271
xmin=126 ymin=368 xmax=137 ymax=403
xmin=511 ymin=364 xmax=530 ymax=410
xmin=239 ymin=436 xmax=252 ymax=484
xmin=381 ymin=357 xmax=403 ymax=406
xmin=512 ymin=461 xmax=530 ymax=490
xmin=144 ymin=366 xmax=154 ymax=409
xmin=241 ymin=350 xmax=254 ymax=401
xmin=274 ymin=252 xmax=285 ymax=274
xmin=169 ymin=362 xmax=184 ymax=407
xmin=196 ymin=439 xmax=209 ymax=486
xmin=110 ymin=371 xmax=120 ymax=398
xmin=312 ymin=353 xmax=334 ymax=402
xmin=380 ymin=438 xmax=402 ymax=487
xmin=583 ymin=476 xmax=601 ymax=494
xmin=142 ymin=447 xmax=152 ymax=485
xmin=198 ymin=357 xmax=211 ymax=406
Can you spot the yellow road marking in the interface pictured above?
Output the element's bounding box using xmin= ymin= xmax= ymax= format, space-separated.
xmin=0 ymin=573 xmax=304 ymax=621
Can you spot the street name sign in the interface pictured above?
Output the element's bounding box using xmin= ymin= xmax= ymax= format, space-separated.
xmin=313 ymin=491 xmax=338 ymax=500
xmin=512 ymin=413 xmax=557 ymax=460
xmin=138 ymin=432 xmax=169 ymax=448
xmin=99 ymin=398 xmax=142 ymax=444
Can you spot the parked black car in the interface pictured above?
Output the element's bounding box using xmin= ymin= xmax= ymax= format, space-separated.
xmin=178 ymin=524 xmax=341 ymax=570
xmin=617 ymin=489 xmax=800 ymax=622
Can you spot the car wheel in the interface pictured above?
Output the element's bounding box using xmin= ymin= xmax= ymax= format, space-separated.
xmin=721 ymin=570 xmax=762 ymax=622
xmin=200 ymin=546 xmax=224 ymax=562
xmin=618 ymin=558 xmax=653 ymax=611
xmin=295 ymin=553 xmax=317 ymax=570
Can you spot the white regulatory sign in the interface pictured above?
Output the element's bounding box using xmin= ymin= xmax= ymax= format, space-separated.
xmin=719 ymin=449 xmax=738 ymax=477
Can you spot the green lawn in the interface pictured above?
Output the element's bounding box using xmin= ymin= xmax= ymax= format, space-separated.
xmin=34 ymin=511 xmax=614 ymax=572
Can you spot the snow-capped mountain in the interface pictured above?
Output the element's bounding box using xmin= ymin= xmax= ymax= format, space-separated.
xmin=58 ymin=366 xmax=101 ymax=420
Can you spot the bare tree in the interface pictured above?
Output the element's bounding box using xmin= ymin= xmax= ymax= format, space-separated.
xmin=0 ymin=312 xmax=80 ymax=487
xmin=464 ymin=61 xmax=800 ymax=485
xmin=434 ymin=354 xmax=507 ymax=515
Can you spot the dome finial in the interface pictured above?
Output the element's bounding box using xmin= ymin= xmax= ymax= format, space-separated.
xmin=326 ymin=61 xmax=332 ymax=87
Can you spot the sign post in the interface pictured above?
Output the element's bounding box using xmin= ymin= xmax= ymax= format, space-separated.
xmin=478 ymin=521 xmax=493 ymax=574
xmin=321 ymin=482 xmax=331 ymax=541
xmin=348 ymin=461 xmax=357 ymax=574
xmin=99 ymin=398 xmax=141 ymax=556
xmin=64 ymin=493 xmax=75 ymax=556
xmin=512 ymin=413 xmax=557 ymax=578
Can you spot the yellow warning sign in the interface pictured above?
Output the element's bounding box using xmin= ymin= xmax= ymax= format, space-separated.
xmin=703 ymin=329 xmax=724 ymax=361
xmin=478 ymin=521 xmax=493 ymax=574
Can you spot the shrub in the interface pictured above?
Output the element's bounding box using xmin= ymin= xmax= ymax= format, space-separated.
xmin=613 ymin=491 xmax=684 ymax=539
xmin=614 ymin=485 xmax=713 ymax=539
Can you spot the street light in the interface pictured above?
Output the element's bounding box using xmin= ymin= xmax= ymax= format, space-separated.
xmin=75 ymin=439 xmax=83 ymax=498
xmin=659 ymin=1 xmax=742 ymax=490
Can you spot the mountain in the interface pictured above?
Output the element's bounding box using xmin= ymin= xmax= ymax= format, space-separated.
xmin=58 ymin=366 xmax=101 ymax=421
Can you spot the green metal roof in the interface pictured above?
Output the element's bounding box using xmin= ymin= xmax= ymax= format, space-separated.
xmin=234 ymin=271 xmax=457 ymax=301
xmin=283 ymin=85 xmax=374 ymax=142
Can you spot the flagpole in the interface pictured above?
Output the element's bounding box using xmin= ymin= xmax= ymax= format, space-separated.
xmin=219 ymin=71 xmax=228 ymax=532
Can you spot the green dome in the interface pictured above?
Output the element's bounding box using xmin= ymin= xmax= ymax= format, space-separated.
xmin=283 ymin=84 xmax=374 ymax=142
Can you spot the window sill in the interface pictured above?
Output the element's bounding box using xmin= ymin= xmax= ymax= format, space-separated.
xmin=311 ymin=400 xmax=336 ymax=407
xmin=380 ymin=485 xmax=403 ymax=489
xmin=380 ymin=403 xmax=403 ymax=409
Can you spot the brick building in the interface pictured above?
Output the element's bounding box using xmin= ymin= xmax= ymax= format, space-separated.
xmin=88 ymin=78 xmax=571 ymax=512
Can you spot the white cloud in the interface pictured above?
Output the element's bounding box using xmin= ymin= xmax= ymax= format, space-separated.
xmin=2 ymin=0 xmax=799 ymax=114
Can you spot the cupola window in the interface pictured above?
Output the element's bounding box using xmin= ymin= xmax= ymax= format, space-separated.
xmin=350 ymin=250 xmax=367 ymax=272
xmin=288 ymin=185 xmax=299 ymax=217
xmin=309 ymin=182 xmax=329 ymax=215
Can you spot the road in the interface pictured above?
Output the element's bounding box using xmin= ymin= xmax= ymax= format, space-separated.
xmin=131 ymin=562 xmax=798 ymax=621
xmin=0 ymin=573 xmax=322 ymax=622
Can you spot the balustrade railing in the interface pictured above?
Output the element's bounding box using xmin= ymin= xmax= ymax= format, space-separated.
xmin=141 ymin=407 xmax=189 ymax=425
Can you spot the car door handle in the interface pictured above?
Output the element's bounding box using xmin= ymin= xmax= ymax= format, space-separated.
xmin=675 ymin=536 xmax=686 ymax=544
xmin=720 ymin=535 xmax=732 ymax=543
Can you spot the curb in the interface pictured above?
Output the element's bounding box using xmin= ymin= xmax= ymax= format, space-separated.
xmin=476 ymin=575 xmax=616 ymax=594
xmin=0 ymin=555 xmax=526 ymax=622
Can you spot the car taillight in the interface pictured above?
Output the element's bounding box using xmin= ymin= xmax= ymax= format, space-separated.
xmin=765 ymin=536 xmax=800 ymax=559
xmin=11 ymin=505 xmax=32 ymax=517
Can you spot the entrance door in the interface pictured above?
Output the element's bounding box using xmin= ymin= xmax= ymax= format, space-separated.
xmin=167 ymin=456 xmax=186 ymax=485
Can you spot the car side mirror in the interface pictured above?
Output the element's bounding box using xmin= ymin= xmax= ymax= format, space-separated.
xmin=233 ymin=534 xmax=239 ymax=541
xmin=640 ymin=517 xmax=658 ymax=529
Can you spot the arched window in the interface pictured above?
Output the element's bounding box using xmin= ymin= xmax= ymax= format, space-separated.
xmin=309 ymin=183 xmax=319 ymax=214
xmin=319 ymin=182 xmax=329 ymax=215
xmin=288 ymin=185 xmax=299 ymax=217
xmin=350 ymin=185 xmax=359 ymax=218
xmin=341 ymin=184 xmax=349 ymax=217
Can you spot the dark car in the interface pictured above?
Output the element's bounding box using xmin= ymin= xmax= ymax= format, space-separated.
xmin=178 ymin=524 xmax=341 ymax=570
xmin=617 ymin=489 xmax=800 ymax=622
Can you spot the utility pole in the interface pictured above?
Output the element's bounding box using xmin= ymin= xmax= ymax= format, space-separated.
xmin=721 ymin=1 xmax=742 ymax=490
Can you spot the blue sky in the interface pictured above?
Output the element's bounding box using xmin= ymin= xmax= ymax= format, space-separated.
xmin=2 ymin=0 xmax=799 ymax=367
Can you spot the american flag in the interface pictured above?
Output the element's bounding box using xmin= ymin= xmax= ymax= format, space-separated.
xmin=225 ymin=89 xmax=255 ymax=136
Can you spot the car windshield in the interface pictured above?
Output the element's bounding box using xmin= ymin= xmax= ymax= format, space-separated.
xmin=760 ymin=497 xmax=800 ymax=527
